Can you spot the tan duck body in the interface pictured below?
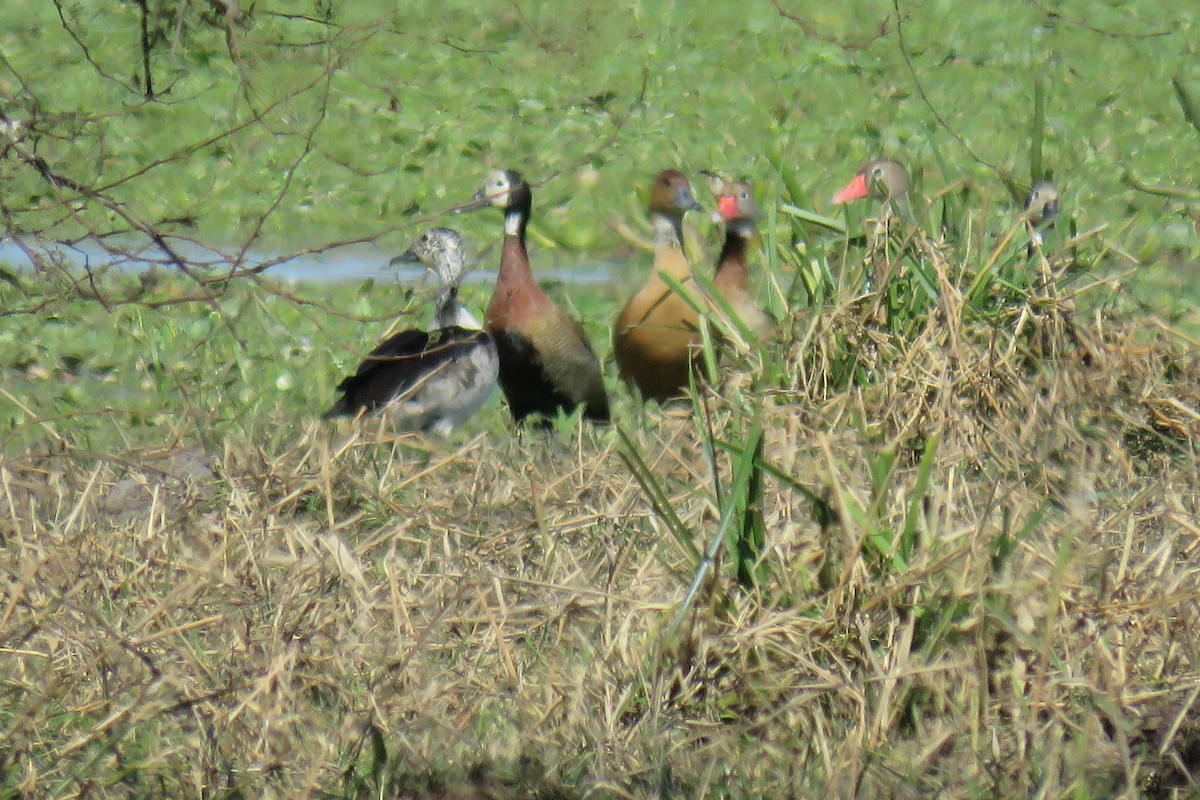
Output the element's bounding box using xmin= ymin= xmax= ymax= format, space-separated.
xmin=613 ymin=169 xmax=704 ymax=401
xmin=711 ymin=179 xmax=771 ymax=339
xmin=475 ymin=170 xmax=610 ymax=424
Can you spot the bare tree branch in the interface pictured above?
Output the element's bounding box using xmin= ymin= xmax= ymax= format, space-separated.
xmin=1025 ymin=0 xmax=1171 ymax=39
xmin=136 ymin=0 xmax=155 ymax=99
xmin=772 ymin=1 xmax=890 ymax=50
xmin=891 ymin=0 xmax=1000 ymax=172
xmin=51 ymin=0 xmax=140 ymax=95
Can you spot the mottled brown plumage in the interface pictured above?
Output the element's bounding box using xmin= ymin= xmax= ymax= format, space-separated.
xmin=613 ymin=169 xmax=705 ymax=401
xmin=472 ymin=169 xmax=609 ymax=424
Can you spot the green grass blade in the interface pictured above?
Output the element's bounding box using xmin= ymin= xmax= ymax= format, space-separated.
xmin=616 ymin=424 xmax=702 ymax=562
xmin=726 ymin=422 xmax=766 ymax=590
xmin=690 ymin=270 xmax=760 ymax=344
xmin=692 ymin=377 xmax=724 ymax=512
xmin=928 ymin=134 xmax=958 ymax=238
xmin=769 ymin=146 xmax=806 ymax=207
xmin=669 ymin=418 xmax=766 ymax=632
xmin=1031 ymin=66 xmax=1045 ymax=183
xmin=1172 ymin=76 xmax=1200 ymax=138
xmin=763 ymin=179 xmax=789 ymax=322
xmin=966 ymin=221 xmax=1024 ymax=307
xmin=780 ymin=203 xmax=847 ymax=234
xmin=899 ymin=432 xmax=940 ymax=563
xmin=714 ymin=436 xmax=838 ymax=536
xmin=993 ymin=499 xmax=1050 ymax=573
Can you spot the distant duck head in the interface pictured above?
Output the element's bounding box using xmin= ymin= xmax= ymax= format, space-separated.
xmin=710 ymin=177 xmax=759 ymax=232
xmin=650 ymin=169 xmax=703 ymax=216
xmin=832 ymin=158 xmax=912 ymax=210
xmin=1023 ymin=180 xmax=1061 ymax=258
xmin=400 ymin=227 xmax=468 ymax=288
xmin=1024 ymin=180 xmax=1060 ymax=226
xmin=459 ymin=169 xmax=532 ymax=238
xmin=396 ymin=226 xmax=479 ymax=329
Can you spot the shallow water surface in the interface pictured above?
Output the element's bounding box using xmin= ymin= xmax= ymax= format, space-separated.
xmin=0 ymin=235 xmax=619 ymax=291
xmin=0 ymin=235 xmax=621 ymax=287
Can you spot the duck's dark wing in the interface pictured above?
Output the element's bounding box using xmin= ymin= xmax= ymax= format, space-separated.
xmin=324 ymin=326 xmax=488 ymax=418
xmin=491 ymin=320 xmax=610 ymax=425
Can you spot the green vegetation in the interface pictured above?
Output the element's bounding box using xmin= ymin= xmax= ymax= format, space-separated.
xmin=3 ymin=1 xmax=1199 ymax=259
xmin=2 ymin=1 xmax=1200 ymax=798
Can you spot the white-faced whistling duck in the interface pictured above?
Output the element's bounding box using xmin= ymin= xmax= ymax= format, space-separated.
xmin=710 ymin=177 xmax=772 ymax=340
xmin=612 ymin=169 xmax=705 ymax=401
xmin=323 ymin=227 xmax=499 ymax=434
xmin=1024 ymin=180 xmax=1061 ymax=258
xmin=832 ymin=158 xmax=913 ymax=228
xmin=465 ymin=169 xmax=610 ymax=425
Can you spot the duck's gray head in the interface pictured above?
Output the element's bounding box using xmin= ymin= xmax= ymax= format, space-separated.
xmin=400 ymin=227 xmax=467 ymax=287
xmin=833 ymin=158 xmax=912 ymax=205
xmin=1025 ymin=181 xmax=1061 ymax=225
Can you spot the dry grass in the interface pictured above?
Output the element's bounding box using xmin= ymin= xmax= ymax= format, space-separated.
xmin=3 ymin=249 xmax=1200 ymax=798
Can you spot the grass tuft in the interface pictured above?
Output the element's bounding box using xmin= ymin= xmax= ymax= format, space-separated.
xmin=6 ymin=235 xmax=1200 ymax=796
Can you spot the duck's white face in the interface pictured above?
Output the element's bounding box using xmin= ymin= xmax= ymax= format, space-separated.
xmin=479 ymin=170 xmax=513 ymax=209
xmin=1025 ymin=181 xmax=1060 ymax=222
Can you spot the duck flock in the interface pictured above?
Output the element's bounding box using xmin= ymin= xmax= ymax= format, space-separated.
xmin=324 ymin=162 xmax=1061 ymax=432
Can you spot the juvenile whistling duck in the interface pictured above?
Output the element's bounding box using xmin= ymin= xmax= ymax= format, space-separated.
xmin=1024 ymin=180 xmax=1061 ymax=258
xmin=710 ymin=177 xmax=772 ymax=339
xmin=612 ymin=169 xmax=705 ymax=401
xmin=465 ymin=169 xmax=610 ymax=425
xmin=323 ymin=227 xmax=499 ymax=434
xmin=831 ymin=158 xmax=913 ymax=228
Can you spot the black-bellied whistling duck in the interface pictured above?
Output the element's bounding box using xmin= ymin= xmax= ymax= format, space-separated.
xmin=612 ymin=169 xmax=705 ymax=401
xmin=323 ymin=227 xmax=498 ymax=433
xmin=466 ymin=169 xmax=609 ymax=425
xmin=831 ymin=158 xmax=913 ymax=227
xmin=1024 ymin=180 xmax=1061 ymax=258
xmin=710 ymin=177 xmax=772 ymax=340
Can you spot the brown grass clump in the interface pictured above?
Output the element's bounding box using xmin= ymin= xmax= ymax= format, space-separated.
xmin=3 ymin=275 xmax=1200 ymax=798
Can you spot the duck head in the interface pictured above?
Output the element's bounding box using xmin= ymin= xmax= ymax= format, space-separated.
xmin=832 ymin=158 xmax=911 ymax=206
xmin=1024 ymin=180 xmax=1060 ymax=226
xmin=399 ymin=227 xmax=467 ymax=288
xmin=711 ymin=178 xmax=759 ymax=228
xmin=458 ymin=169 xmax=531 ymax=212
xmin=459 ymin=169 xmax=532 ymax=238
xmin=478 ymin=169 xmax=524 ymax=206
xmin=649 ymin=169 xmax=703 ymax=217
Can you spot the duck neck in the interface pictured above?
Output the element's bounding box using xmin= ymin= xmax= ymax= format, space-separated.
xmin=504 ymin=209 xmax=527 ymax=243
xmin=503 ymin=183 xmax=532 ymax=246
xmin=433 ymin=285 xmax=462 ymax=329
xmin=882 ymin=191 xmax=911 ymax=223
xmin=715 ymin=220 xmax=755 ymax=289
xmin=492 ymin=188 xmax=541 ymax=317
xmin=500 ymin=210 xmax=534 ymax=288
xmin=650 ymin=210 xmax=685 ymax=251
